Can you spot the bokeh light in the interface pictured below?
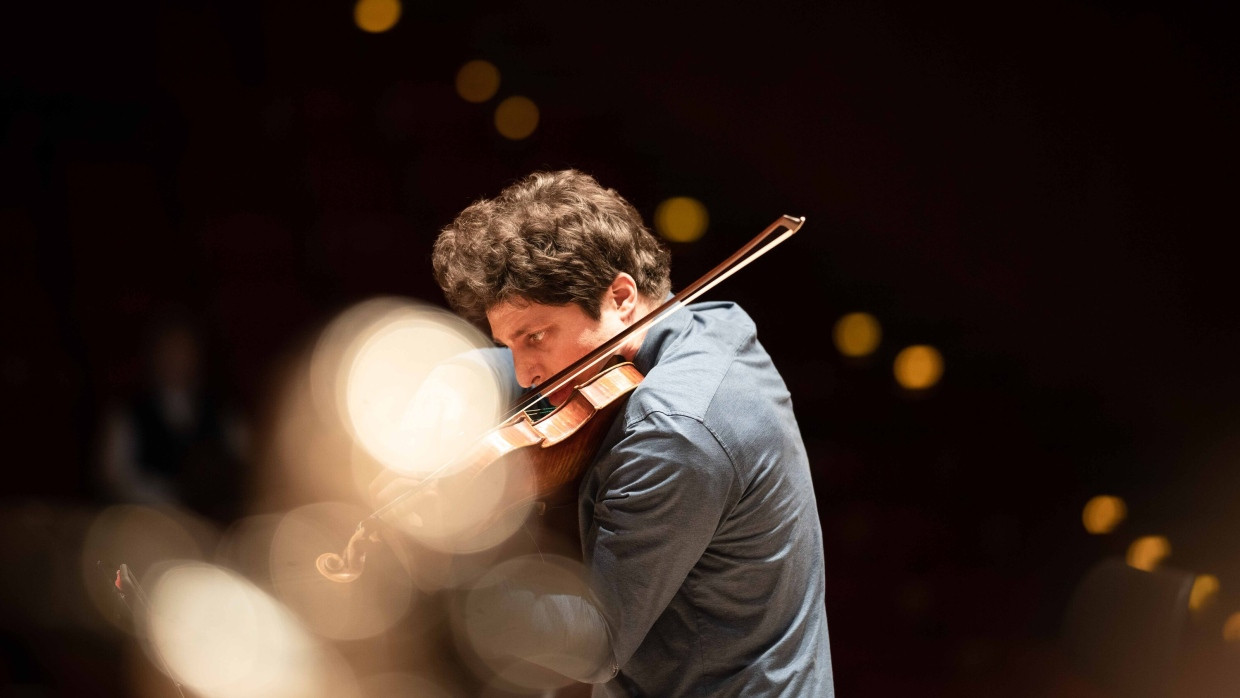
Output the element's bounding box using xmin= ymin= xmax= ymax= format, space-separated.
xmin=833 ymin=312 xmax=882 ymax=358
xmin=311 ymin=298 xmax=503 ymax=479
xmin=1190 ymin=574 xmax=1220 ymax=612
xmin=358 ymin=673 xmax=454 ymax=698
xmin=215 ymin=514 xmax=285 ymax=583
xmin=354 ymin=0 xmax=401 ymax=33
xmin=653 ymin=196 xmax=709 ymax=243
xmin=456 ymin=60 xmax=501 ymax=103
xmin=263 ymin=351 xmax=359 ymax=510
xmin=302 ymin=297 xmax=533 ymax=561
xmin=310 ymin=297 xmax=402 ymax=427
xmin=268 ymin=503 xmax=414 ymax=641
xmin=494 ymin=96 xmax=539 ymax=140
xmin=1224 ymin=612 xmax=1240 ymax=642
xmin=893 ymin=345 xmax=944 ymax=390
xmin=145 ymin=562 xmax=357 ymax=698
xmin=1081 ymin=495 xmax=1127 ymax=534
xmin=458 ymin=554 xmax=598 ymax=692
xmin=81 ymin=505 xmax=217 ymax=630
xmin=373 ymin=454 xmax=535 ymax=556
xmin=1126 ymin=535 xmax=1171 ymax=571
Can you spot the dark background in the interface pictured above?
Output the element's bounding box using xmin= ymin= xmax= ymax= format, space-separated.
xmin=3 ymin=0 xmax=1239 ymax=695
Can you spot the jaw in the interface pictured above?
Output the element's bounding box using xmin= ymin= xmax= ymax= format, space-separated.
xmin=545 ymin=385 xmax=573 ymax=408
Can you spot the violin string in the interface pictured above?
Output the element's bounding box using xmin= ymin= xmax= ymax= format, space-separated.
xmin=520 ymin=522 xmax=547 ymax=564
xmin=365 ymin=407 xmax=552 ymax=523
xmin=367 ymin=402 xmax=569 ymax=522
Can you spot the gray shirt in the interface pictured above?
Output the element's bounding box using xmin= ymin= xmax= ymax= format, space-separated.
xmin=485 ymin=301 xmax=833 ymax=697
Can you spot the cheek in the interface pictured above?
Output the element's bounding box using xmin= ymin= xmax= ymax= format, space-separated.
xmin=550 ymin=337 xmax=592 ymax=372
xmin=586 ymin=322 xmax=621 ymax=355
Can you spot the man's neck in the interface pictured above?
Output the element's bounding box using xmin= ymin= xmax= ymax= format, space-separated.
xmin=615 ymin=295 xmax=661 ymax=362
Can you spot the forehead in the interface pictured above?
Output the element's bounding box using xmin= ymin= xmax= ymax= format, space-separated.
xmin=486 ymin=300 xmax=588 ymax=340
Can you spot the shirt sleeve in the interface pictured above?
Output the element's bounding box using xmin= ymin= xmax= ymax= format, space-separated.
xmin=585 ymin=410 xmax=741 ymax=669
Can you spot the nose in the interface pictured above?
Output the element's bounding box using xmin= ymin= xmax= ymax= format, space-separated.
xmin=514 ymin=357 xmax=542 ymax=389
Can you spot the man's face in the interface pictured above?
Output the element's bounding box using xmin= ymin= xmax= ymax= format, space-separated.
xmin=487 ymin=298 xmax=628 ymax=407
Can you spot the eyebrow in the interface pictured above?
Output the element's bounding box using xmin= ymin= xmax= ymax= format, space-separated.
xmin=492 ymin=323 xmax=536 ymax=348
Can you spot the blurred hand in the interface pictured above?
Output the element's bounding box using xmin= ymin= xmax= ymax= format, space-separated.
xmin=368 ymin=358 xmax=527 ymax=551
xmin=369 ymin=362 xmax=485 ymax=534
xmin=369 ymin=468 xmax=440 ymax=530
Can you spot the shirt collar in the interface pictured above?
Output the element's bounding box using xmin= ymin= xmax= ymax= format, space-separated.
xmin=632 ymin=300 xmax=694 ymax=375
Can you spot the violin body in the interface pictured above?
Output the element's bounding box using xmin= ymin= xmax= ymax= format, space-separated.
xmin=317 ymin=360 xmax=642 ymax=582
xmin=474 ymin=360 xmax=643 ymax=496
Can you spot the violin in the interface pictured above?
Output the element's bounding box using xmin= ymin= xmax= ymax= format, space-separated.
xmin=316 ymin=214 xmax=805 ymax=582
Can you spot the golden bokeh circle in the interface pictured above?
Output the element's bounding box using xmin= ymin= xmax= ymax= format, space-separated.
xmin=456 ymin=60 xmax=501 ymax=103
xmin=1224 ymin=612 xmax=1240 ymax=642
xmin=1081 ymin=495 xmax=1126 ymax=534
xmin=494 ymin=96 xmax=540 ymax=140
xmin=893 ymin=344 xmax=944 ymax=390
xmin=354 ymin=0 xmax=401 ymax=33
xmin=833 ymin=312 xmax=882 ymax=358
xmin=653 ymin=197 xmax=709 ymax=243
xmin=1190 ymin=574 xmax=1220 ymax=612
xmin=1126 ymin=535 xmax=1171 ymax=571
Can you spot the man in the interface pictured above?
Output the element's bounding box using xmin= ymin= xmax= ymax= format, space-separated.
xmin=431 ymin=170 xmax=834 ymax=696
xmin=98 ymin=312 xmax=247 ymax=523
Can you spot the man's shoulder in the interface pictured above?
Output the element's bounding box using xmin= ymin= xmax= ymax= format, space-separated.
xmin=625 ymin=301 xmax=771 ymax=422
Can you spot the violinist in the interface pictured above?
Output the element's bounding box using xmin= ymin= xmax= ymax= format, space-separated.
xmin=430 ymin=170 xmax=835 ymax=697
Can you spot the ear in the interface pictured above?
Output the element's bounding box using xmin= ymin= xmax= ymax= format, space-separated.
xmin=607 ymin=273 xmax=639 ymax=322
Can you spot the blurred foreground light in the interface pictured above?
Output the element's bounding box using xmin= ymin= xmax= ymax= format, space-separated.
xmin=312 ymin=298 xmax=503 ymax=479
xmin=269 ymin=503 xmax=413 ymax=641
xmin=1126 ymin=535 xmax=1171 ymax=571
xmin=354 ymin=0 xmax=401 ymax=33
xmin=374 ymin=455 xmax=535 ymax=555
xmin=1224 ymin=612 xmax=1240 ymax=642
xmin=1190 ymin=574 xmax=1220 ymax=612
xmin=214 ymin=514 xmax=284 ymax=582
xmin=653 ymin=197 xmax=709 ymax=243
xmin=81 ymin=505 xmax=216 ymax=631
xmin=358 ymin=673 xmax=453 ymax=698
xmin=459 ymin=555 xmax=597 ymax=693
xmin=833 ymin=312 xmax=881 ymax=358
xmin=494 ymin=96 xmax=539 ymax=140
xmin=265 ymin=351 xmax=358 ymax=509
xmin=456 ymin=60 xmax=501 ymax=103
xmin=1081 ymin=495 xmax=1127 ymax=534
xmin=893 ymin=344 xmax=944 ymax=390
xmin=145 ymin=562 xmax=356 ymax=698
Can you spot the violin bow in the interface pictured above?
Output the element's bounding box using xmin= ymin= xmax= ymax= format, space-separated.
xmin=506 ymin=214 xmax=806 ymax=420
xmin=316 ymin=214 xmax=805 ymax=581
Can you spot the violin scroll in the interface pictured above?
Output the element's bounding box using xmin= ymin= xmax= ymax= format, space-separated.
xmin=315 ymin=520 xmax=383 ymax=583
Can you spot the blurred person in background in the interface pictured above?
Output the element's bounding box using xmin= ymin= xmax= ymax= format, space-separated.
xmin=96 ymin=309 xmax=248 ymax=523
xmin=428 ymin=170 xmax=834 ymax=697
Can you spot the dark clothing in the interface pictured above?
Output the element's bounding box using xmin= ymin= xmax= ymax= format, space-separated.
xmin=581 ymin=301 xmax=833 ymax=697
xmin=129 ymin=391 xmax=227 ymax=481
xmin=111 ymin=389 xmax=242 ymax=521
xmin=484 ymin=301 xmax=834 ymax=696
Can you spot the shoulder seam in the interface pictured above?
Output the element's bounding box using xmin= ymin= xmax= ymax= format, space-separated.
xmin=630 ymin=410 xmax=742 ymax=487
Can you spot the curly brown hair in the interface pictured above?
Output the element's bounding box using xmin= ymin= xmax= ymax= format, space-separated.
xmin=432 ymin=170 xmax=672 ymax=329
